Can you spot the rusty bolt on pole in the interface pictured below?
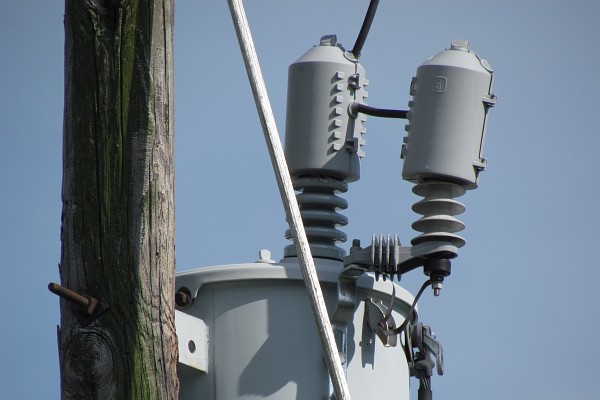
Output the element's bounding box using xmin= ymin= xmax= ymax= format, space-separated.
xmin=48 ymin=282 xmax=98 ymax=315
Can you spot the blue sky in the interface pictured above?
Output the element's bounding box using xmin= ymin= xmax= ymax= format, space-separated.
xmin=1 ymin=1 xmax=599 ymax=399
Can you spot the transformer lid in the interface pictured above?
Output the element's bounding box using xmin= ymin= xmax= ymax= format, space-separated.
xmin=176 ymin=257 xmax=416 ymax=311
xmin=291 ymin=34 xmax=358 ymax=65
xmin=422 ymin=39 xmax=493 ymax=75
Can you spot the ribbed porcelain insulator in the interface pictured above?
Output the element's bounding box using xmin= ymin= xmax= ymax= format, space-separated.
xmin=410 ymin=181 xmax=466 ymax=248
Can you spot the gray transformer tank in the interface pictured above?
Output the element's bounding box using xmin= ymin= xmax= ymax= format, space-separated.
xmin=401 ymin=40 xmax=495 ymax=189
xmin=284 ymin=35 xmax=368 ymax=183
xmin=176 ymin=258 xmax=414 ymax=400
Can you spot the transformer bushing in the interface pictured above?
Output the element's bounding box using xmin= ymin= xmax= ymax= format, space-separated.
xmin=402 ymin=40 xmax=495 ymax=252
xmin=284 ymin=35 xmax=368 ymax=260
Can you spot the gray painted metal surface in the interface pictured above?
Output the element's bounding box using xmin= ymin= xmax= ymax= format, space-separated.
xmin=176 ymin=310 xmax=209 ymax=373
xmin=284 ymin=35 xmax=368 ymax=183
xmin=226 ymin=2 xmax=350 ymax=396
xmin=176 ymin=257 xmax=415 ymax=399
xmin=401 ymin=40 xmax=495 ymax=189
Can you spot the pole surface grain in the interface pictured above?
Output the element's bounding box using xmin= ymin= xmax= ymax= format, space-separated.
xmin=59 ymin=1 xmax=178 ymax=399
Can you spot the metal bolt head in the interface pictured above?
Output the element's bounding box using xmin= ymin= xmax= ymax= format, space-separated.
xmin=175 ymin=288 xmax=193 ymax=308
xmin=432 ymin=281 xmax=443 ymax=296
xmin=256 ymin=249 xmax=275 ymax=263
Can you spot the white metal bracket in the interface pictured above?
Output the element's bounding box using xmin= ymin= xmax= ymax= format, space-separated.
xmin=175 ymin=310 xmax=209 ymax=373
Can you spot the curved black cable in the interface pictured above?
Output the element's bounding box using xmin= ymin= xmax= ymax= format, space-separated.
xmin=351 ymin=0 xmax=381 ymax=58
xmin=353 ymin=103 xmax=409 ymax=119
xmin=378 ymin=279 xmax=432 ymax=336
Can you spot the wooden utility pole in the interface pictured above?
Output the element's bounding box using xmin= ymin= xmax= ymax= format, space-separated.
xmin=56 ymin=0 xmax=178 ymax=398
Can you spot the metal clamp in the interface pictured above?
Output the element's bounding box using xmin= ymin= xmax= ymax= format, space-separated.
xmin=410 ymin=322 xmax=444 ymax=376
xmin=330 ymin=265 xmax=366 ymax=370
xmin=405 ymin=322 xmax=444 ymax=400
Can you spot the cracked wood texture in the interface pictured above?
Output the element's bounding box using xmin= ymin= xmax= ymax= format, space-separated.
xmin=59 ymin=0 xmax=178 ymax=398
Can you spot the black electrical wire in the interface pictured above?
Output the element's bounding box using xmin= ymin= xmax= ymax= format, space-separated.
xmin=353 ymin=103 xmax=409 ymax=119
xmin=379 ymin=279 xmax=432 ymax=336
xmin=351 ymin=0 xmax=381 ymax=58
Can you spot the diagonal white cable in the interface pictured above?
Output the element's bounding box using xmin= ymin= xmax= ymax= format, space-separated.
xmin=226 ymin=1 xmax=351 ymax=398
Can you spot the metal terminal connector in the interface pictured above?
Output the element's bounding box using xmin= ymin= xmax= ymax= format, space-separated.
xmin=424 ymin=257 xmax=451 ymax=296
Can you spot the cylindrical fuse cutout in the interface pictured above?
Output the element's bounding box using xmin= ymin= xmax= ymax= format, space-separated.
xmin=401 ymin=40 xmax=495 ymax=189
xmin=284 ymin=35 xmax=368 ymax=183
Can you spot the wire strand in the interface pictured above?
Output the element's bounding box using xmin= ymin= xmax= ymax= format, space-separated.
xmin=379 ymin=279 xmax=432 ymax=336
xmin=353 ymin=102 xmax=409 ymax=119
xmin=351 ymin=0 xmax=381 ymax=58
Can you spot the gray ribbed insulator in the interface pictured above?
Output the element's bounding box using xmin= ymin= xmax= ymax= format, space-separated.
xmin=284 ymin=177 xmax=348 ymax=260
xmin=411 ymin=181 xmax=466 ymax=248
xmin=371 ymin=234 xmax=402 ymax=278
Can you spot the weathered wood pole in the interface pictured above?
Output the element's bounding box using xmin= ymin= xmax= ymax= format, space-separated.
xmin=58 ymin=0 xmax=178 ymax=398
